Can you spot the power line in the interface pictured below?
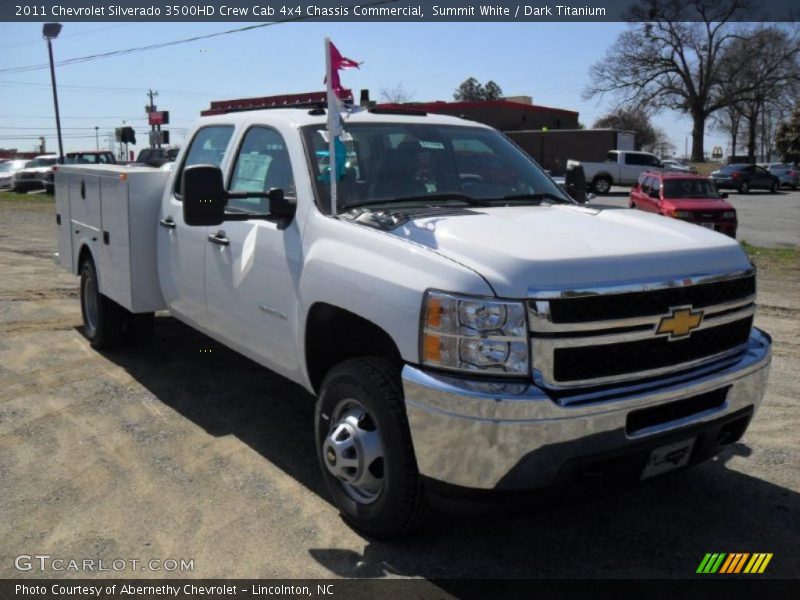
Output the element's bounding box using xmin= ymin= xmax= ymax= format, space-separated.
xmin=0 ymin=24 xmax=128 ymax=50
xmin=0 ymin=1 xmax=399 ymax=75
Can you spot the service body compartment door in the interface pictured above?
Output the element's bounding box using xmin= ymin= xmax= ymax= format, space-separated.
xmin=98 ymin=174 xmax=133 ymax=307
xmin=54 ymin=169 xmax=73 ymax=271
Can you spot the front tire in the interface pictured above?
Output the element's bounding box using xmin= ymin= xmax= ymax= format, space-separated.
xmin=80 ymin=258 xmax=125 ymax=349
xmin=592 ymin=175 xmax=612 ymax=195
xmin=316 ymin=357 xmax=427 ymax=538
xmin=770 ymin=181 xmax=778 ymax=193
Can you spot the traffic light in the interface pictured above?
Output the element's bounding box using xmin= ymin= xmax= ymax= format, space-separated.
xmin=120 ymin=126 xmax=136 ymax=145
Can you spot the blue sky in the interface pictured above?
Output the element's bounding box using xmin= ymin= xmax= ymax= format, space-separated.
xmin=0 ymin=21 xmax=724 ymax=155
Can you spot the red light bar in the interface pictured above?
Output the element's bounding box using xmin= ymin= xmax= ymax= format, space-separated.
xmin=201 ymin=91 xmax=353 ymax=116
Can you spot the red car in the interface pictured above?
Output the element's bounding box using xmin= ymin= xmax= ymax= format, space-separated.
xmin=630 ymin=171 xmax=737 ymax=238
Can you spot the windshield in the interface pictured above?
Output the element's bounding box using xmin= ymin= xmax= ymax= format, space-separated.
xmin=27 ymin=157 xmax=57 ymax=168
xmin=663 ymin=179 xmax=720 ymax=199
xmin=301 ymin=123 xmax=570 ymax=213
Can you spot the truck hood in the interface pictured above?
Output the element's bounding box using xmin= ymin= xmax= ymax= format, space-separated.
xmin=386 ymin=204 xmax=750 ymax=297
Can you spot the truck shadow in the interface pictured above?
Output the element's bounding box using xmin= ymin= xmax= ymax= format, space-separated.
xmin=98 ymin=314 xmax=328 ymax=499
xmin=100 ymin=315 xmax=798 ymax=579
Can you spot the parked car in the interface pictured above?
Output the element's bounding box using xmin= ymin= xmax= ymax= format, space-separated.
xmin=767 ymin=163 xmax=799 ymax=190
xmin=54 ymin=106 xmax=770 ymax=537
xmin=0 ymin=159 xmax=31 ymax=189
xmin=661 ymin=159 xmax=697 ymax=174
xmin=630 ymin=171 xmax=737 ymax=237
xmin=568 ymin=150 xmax=685 ymax=195
xmin=12 ymin=155 xmax=57 ymax=192
xmin=710 ymin=163 xmax=780 ymax=194
xmin=42 ymin=151 xmax=117 ymax=193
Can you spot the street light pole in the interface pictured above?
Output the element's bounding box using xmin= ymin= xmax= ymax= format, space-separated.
xmin=43 ymin=23 xmax=64 ymax=164
xmin=95 ymin=126 xmax=99 ymax=150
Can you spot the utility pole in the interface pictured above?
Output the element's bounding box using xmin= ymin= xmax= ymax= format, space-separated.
xmin=147 ymin=89 xmax=159 ymax=149
xmin=95 ymin=126 xmax=99 ymax=150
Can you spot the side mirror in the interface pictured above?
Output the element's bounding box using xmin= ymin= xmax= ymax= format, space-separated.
xmin=183 ymin=165 xmax=226 ymax=226
xmin=564 ymin=162 xmax=587 ymax=203
xmin=266 ymin=188 xmax=297 ymax=229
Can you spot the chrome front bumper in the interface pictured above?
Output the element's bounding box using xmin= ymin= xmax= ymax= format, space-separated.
xmin=403 ymin=328 xmax=771 ymax=491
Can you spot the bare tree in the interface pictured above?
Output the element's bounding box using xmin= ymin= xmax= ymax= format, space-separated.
xmin=585 ymin=0 xmax=753 ymax=161
xmin=721 ymin=25 xmax=800 ymax=161
xmin=379 ymin=83 xmax=415 ymax=104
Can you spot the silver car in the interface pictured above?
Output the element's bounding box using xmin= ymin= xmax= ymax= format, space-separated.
xmin=767 ymin=163 xmax=799 ymax=190
xmin=12 ymin=155 xmax=57 ymax=192
xmin=0 ymin=159 xmax=31 ymax=190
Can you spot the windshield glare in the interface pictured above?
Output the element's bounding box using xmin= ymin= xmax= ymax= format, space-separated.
xmin=302 ymin=123 xmax=569 ymax=212
xmin=663 ymin=179 xmax=720 ymax=199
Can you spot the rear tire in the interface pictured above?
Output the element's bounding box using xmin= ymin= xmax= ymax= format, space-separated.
xmin=739 ymin=181 xmax=749 ymax=194
xmin=592 ymin=176 xmax=612 ymax=195
xmin=316 ymin=357 xmax=427 ymax=538
xmin=80 ymin=258 xmax=125 ymax=349
xmin=770 ymin=181 xmax=778 ymax=193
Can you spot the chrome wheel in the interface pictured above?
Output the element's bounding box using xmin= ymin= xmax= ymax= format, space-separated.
xmin=322 ymin=398 xmax=385 ymax=504
xmin=82 ymin=268 xmax=98 ymax=336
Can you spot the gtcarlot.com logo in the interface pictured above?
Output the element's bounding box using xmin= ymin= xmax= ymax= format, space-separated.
xmin=696 ymin=553 xmax=773 ymax=574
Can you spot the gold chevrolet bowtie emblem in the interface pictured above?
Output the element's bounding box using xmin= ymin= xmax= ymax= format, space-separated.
xmin=657 ymin=307 xmax=704 ymax=340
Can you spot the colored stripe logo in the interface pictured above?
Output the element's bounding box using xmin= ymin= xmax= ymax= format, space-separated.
xmin=697 ymin=553 xmax=773 ymax=574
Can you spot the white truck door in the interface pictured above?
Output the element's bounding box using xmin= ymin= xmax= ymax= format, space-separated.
xmin=158 ymin=125 xmax=235 ymax=331
xmin=204 ymin=126 xmax=301 ymax=377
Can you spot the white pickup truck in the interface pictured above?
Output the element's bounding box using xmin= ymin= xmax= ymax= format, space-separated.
xmin=55 ymin=107 xmax=771 ymax=537
xmin=571 ymin=149 xmax=677 ymax=194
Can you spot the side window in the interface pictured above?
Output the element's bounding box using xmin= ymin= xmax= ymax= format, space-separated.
xmin=228 ymin=127 xmax=295 ymax=213
xmin=651 ymin=177 xmax=661 ymax=196
xmin=625 ymin=153 xmax=645 ymax=166
xmin=604 ymin=152 xmax=617 ymax=163
xmin=175 ymin=125 xmax=234 ymax=195
xmin=647 ymin=155 xmax=661 ymax=167
xmin=641 ymin=176 xmax=652 ymax=193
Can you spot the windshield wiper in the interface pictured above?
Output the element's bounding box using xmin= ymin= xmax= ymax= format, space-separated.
xmin=490 ymin=192 xmax=573 ymax=204
xmin=343 ymin=193 xmax=491 ymax=210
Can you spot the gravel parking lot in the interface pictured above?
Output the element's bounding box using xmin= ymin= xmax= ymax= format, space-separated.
xmin=0 ymin=195 xmax=798 ymax=581
xmin=592 ymin=187 xmax=800 ymax=248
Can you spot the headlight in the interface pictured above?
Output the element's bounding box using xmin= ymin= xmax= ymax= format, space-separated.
xmin=421 ymin=290 xmax=529 ymax=376
xmin=723 ymin=211 xmax=736 ymax=219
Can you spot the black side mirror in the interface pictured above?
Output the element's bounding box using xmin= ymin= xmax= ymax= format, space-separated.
xmin=564 ymin=163 xmax=587 ymax=203
xmin=266 ymin=188 xmax=297 ymax=229
xmin=183 ymin=165 xmax=226 ymax=226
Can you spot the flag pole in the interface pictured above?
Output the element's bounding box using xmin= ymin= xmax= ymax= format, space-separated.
xmin=325 ymin=37 xmax=338 ymax=217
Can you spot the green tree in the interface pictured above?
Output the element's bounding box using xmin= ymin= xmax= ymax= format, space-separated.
xmin=594 ymin=108 xmax=657 ymax=151
xmin=453 ymin=78 xmax=504 ymax=101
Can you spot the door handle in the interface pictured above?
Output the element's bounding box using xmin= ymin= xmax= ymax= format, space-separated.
xmin=159 ymin=217 xmax=176 ymax=229
xmin=208 ymin=231 xmax=229 ymax=246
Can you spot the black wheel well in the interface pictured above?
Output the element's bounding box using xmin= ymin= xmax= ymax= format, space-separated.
xmin=305 ymin=303 xmax=401 ymax=393
xmin=77 ymin=245 xmax=94 ymax=273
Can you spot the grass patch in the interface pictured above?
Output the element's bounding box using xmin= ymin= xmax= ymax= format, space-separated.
xmin=741 ymin=241 xmax=800 ymax=268
xmin=0 ymin=190 xmax=54 ymax=203
xmin=690 ymin=163 xmax=722 ymax=177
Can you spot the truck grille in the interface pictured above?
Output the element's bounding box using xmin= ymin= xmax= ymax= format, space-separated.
xmin=548 ymin=274 xmax=755 ymax=323
xmin=529 ymin=271 xmax=756 ymax=388
xmin=553 ymin=317 xmax=752 ymax=382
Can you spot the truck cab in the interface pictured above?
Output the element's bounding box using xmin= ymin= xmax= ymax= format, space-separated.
xmin=56 ymin=106 xmax=771 ymax=538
